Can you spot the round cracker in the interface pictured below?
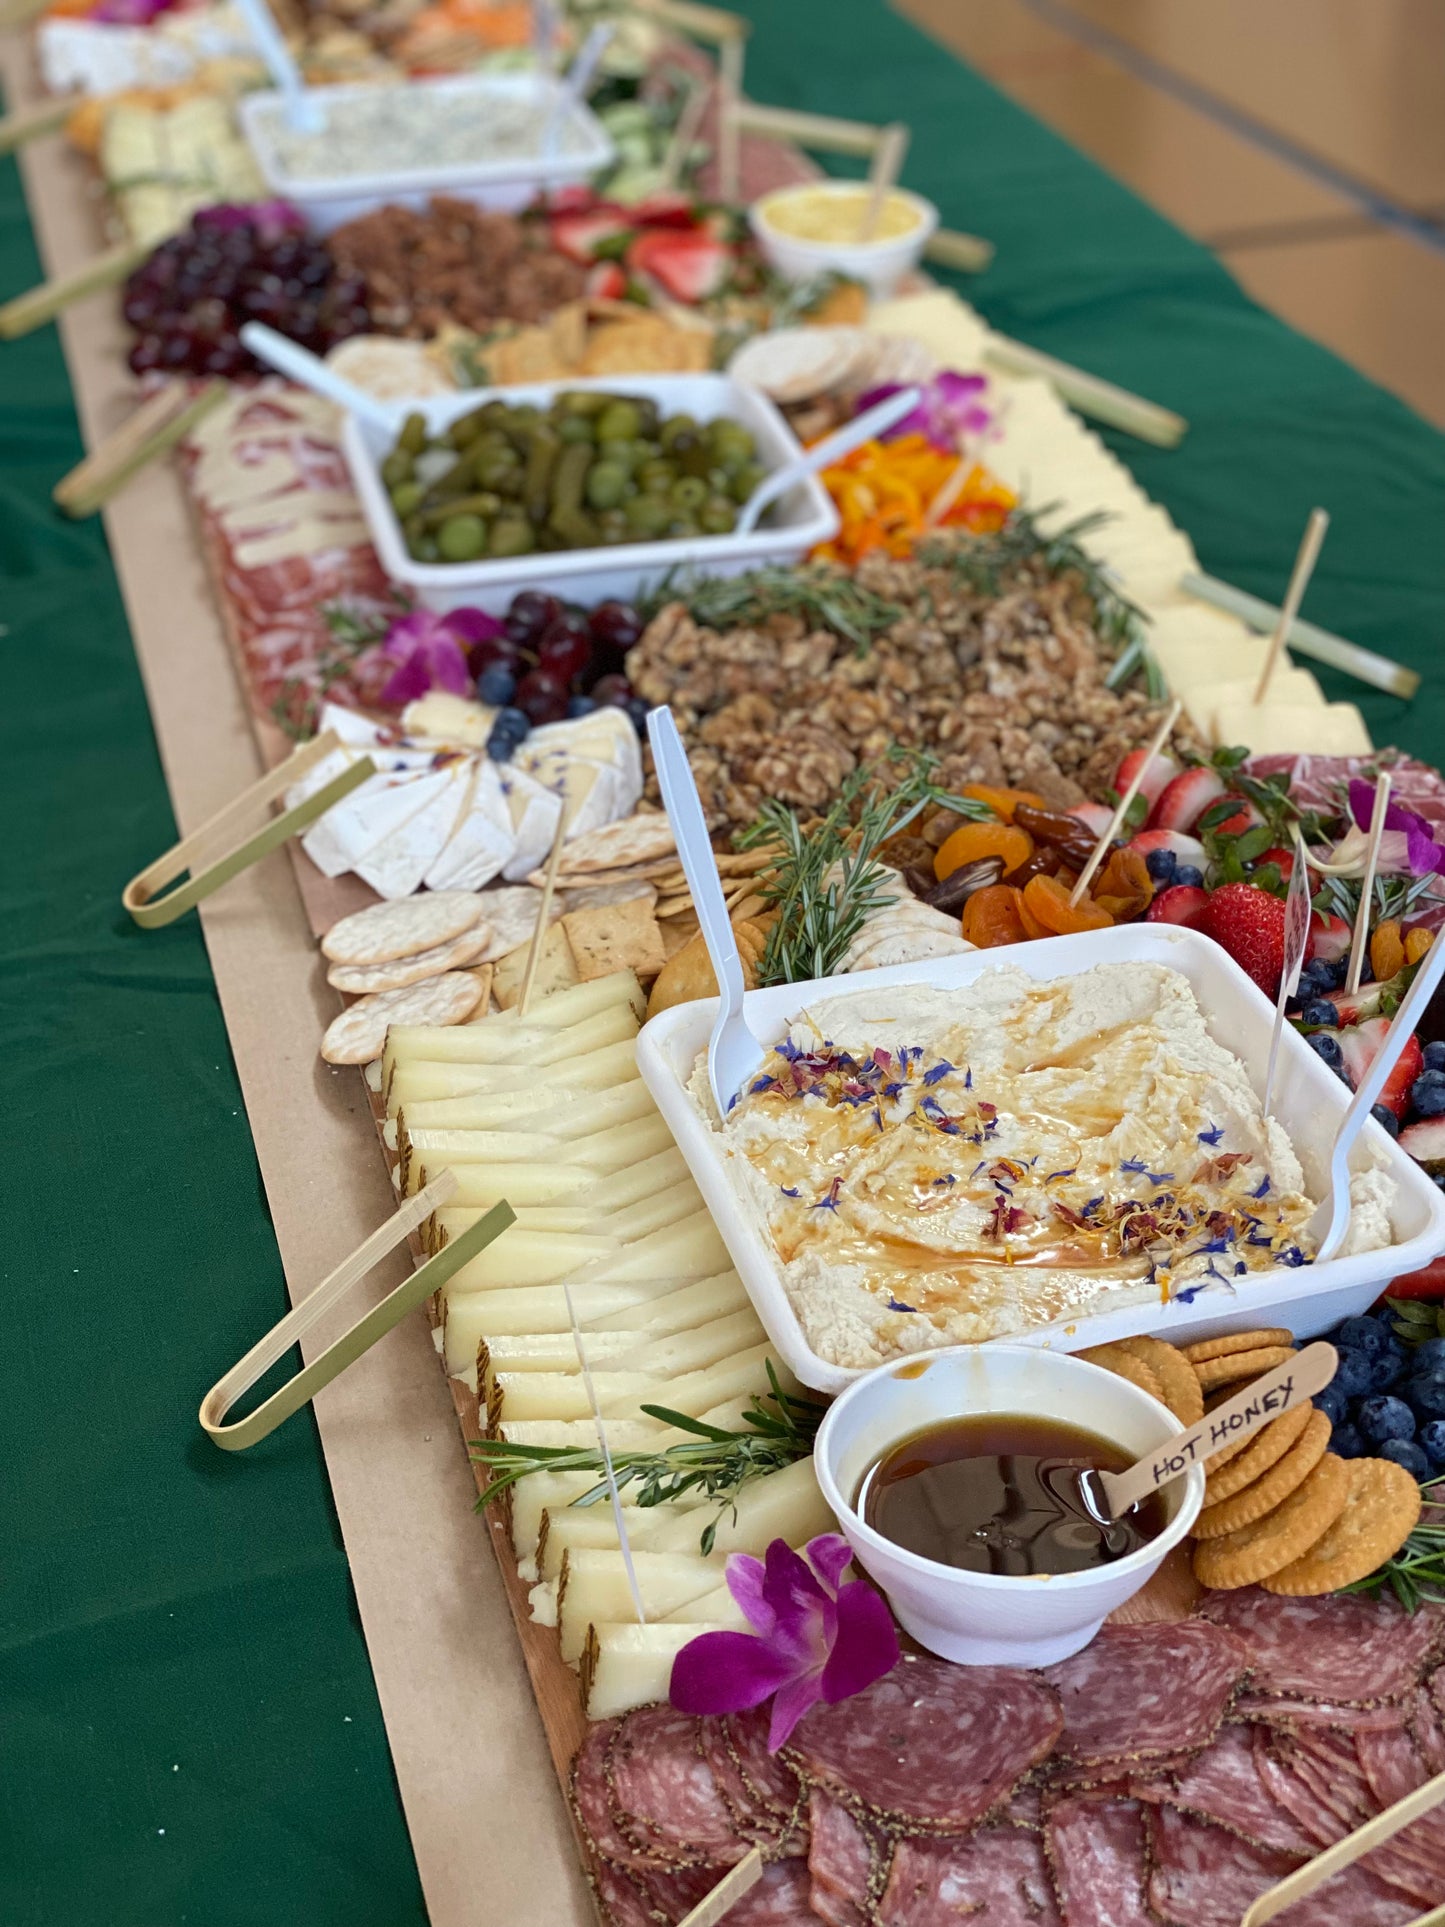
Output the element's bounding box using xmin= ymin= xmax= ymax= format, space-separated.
xmin=1181 ymin=1328 xmax=1294 ymax=1365
xmin=321 ymin=972 xmax=481 ymax=1065
xmin=1194 ymin=1345 xmax=1295 ymax=1391
xmin=1262 ymin=1459 xmax=1423 ymax=1597
xmin=1117 ymin=1336 xmax=1205 ymax=1427
xmin=322 ymin=891 xmax=483 ymax=967
xmin=1193 ymin=1408 xmax=1332 ymax=1538
xmin=327 ymin=921 xmax=492 ymax=993
xmin=1077 ymin=1344 xmax=1165 ymax=1406
xmin=1192 ymin=1453 xmax=1350 ymax=1590
xmin=1203 ymin=1400 xmax=1313 ymax=1499
xmin=726 ymin=325 xmax=874 ymax=403
xmin=473 ymin=885 xmax=563 ymax=963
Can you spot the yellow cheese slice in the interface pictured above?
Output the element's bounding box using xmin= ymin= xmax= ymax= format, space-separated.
xmin=1209 ymin=701 xmax=1372 ymax=756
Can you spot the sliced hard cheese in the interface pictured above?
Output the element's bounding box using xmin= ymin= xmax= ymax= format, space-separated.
xmin=397 ymin=1072 xmax=650 ymax=1133
xmin=446 ymin=1273 xmax=748 ymax=1368
xmin=483 ymin=1309 xmax=762 ymax=1380
xmin=384 ymin=972 xmax=641 ymax=1075
xmin=385 ymin=1004 xmax=639 ymax=1095
xmin=498 ymin=1184 xmax=705 ymax=1241
xmin=636 ymin=1459 xmax=832 ymax=1556
xmin=1192 ymin=669 xmax=1324 ymax=741
xmin=601 ymin=1343 xmax=789 ymax=1420
xmin=439 ymin=1228 xmax=621 ymax=1293
xmin=558 ymin=1549 xmax=725 ymax=1661
xmin=584 ymin=1619 xmax=747 ymax=1718
xmin=1210 ymin=700 xmax=1372 ymax=756
xmin=561 ymin=1211 xmax=731 ymax=1287
xmin=388 ymin=1037 xmax=640 ymax=1107
xmin=538 ymin=1504 xmax=667 ymax=1581
xmin=412 ymin=1120 xmax=676 ymax=1204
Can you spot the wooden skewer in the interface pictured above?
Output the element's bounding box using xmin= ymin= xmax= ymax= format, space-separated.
xmin=1240 ymin=1761 xmax=1445 ymax=1925
xmin=677 ymin=1848 xmax=763 ymax=1927
xmin=857 ymin=121 xmax=909 ymax=241
xmin=0 ymin=232 xmax=160 ymax=341
xmin=1253 ymin=506 xmax=1329 ymax=704
xmin=1344 ymin=770 xmax=1392 ymax=997
xmin=0 ymin=94 xmax=71 ymax=157
xmin=1069 ymin=699 xmax=1181 ymax=908
xmin=716 ymin=29 xmax=746 ymax=207
xmin=517 ymin=816 xmax=569 ymax=1017
xmin=659 ymin=75 xmax=711 ymax=192
xmin=54 ymin=379 xmax=227 ymax=518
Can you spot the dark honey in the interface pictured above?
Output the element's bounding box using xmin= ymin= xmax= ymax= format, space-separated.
xmin=857 ymin=1414 xmax=1168 ymax=1577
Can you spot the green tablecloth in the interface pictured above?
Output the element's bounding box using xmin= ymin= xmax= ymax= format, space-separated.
xmin=3 ymin=3 xmax=1442 ymax=1922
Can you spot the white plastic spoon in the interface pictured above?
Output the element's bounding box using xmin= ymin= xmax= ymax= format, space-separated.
xmin=235 ymin=0 xmax=322 ymax=133
xmin=1309 ymin=930 xmax=1445 ymax=1262
xmin=734 ymin=385 xmax=922 ymax=534
xmin=647 ymin=705 xmax=764 ymax=1115
xmin=238 ymin=322 xmax=399 ymax=435
xmin=542 ymin=21 xmax=613 ymax=157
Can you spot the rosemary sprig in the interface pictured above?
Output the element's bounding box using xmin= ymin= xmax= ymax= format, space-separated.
xmin=638 ymin=561 xmax=902 ymax=653
xmin=1312 ymin=869 xmax=1443 ymax=930
xmin=470 ymin=1362 xmax=825 ymax=1555
xmin=1344 ymin=1476 xmax=1445 ymax=1612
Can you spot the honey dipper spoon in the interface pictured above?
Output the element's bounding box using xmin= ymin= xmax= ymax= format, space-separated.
xmin=1074 ymin=1341 xmax=1337 ymax=1526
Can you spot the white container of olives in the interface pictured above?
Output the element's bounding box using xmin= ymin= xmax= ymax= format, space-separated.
xmin=340 ymin=373 xmax=841 ymax=615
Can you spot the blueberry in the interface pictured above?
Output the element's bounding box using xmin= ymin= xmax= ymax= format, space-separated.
xmin=566 ymin=694 xmax=597 ymax=718
xmin=494 ymin=704 xmax=531 ymax=741
xmin=1412 ymin=1336 xmax=1445 ymax=1374
xmin=476 ymin=664 xmax=516 ymax=705
xmin=1410 ymin=1069 xmax=1445 ymax=1118
xmin=1332 ymin=1422 xmax=1366 ymax=1459
xmin=1421 ymin=1419 xmax=1445 ymax=1466
xmin=1380 ymin=1438 xmax=1432 ymax=1480
xmin=1359 ymin=1394 xmax=1416 ymax=1445
xmin=1371 ymin=1103 xmax=1401 ymax=1138
xmin=1313 ymin=957 xmax=1347 ymax=990
xmin=1335 ymin=1348 xmax=1377 ymax=1398
xmin=1368 ymin=1340 xmax=1408 ymax=1390
xmin=485 ymin=723 xmax=515 ymax=763
xmin=1423 ymin=1041 xmax=1445 ymax=1073
xmin=1405 ymin=1372 xmax=1445 ymax=1422
xmin=1314 ymin=1383 xmax=1349 ymax=1426
xmin=625 ymin=696 xmax=650 ymax=734
xmin=1299 ymin=999 xmax=1339 ymax=1027
xmin=1173 ymin=864 xmax=1204 ymax=889
xmin=1307 ymin=1032 xmax=1344 ymax=1071
xmin=1144 ymin=849 xmax=1177 ymax=885
xmin=1297 ymin=959 xmax=1334 ymax=997
xmin=1336 ymin=1315 xmax=1387 ymax=1355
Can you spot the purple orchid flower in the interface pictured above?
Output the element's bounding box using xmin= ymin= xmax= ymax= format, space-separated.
xmin=669 ymin=1534 xmax=898 ymax=1752
xmin=855 ymin=371 xmax=992 ymax=453
xmin=371 ymin=607 xmax=507 ymax=707
xmin=1348 ymin=779 xmax=1445 ymax=878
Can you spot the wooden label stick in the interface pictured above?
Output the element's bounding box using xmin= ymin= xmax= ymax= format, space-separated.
xmin=678 ymin=1849 xmax=763 ymax=1927
xmin=858 ymin=122 xmax=910 ymax=240
xmin=1252 ymin=507 xmax=1329 ymax=704
xmin=517 ymin=815 xmax=569 ymax=1017
xmin=1241 ymin=1761 xmax=1445 ymax=1925
xmin=1345 ymin=770 xmax=1393 ymax=997
xmin=1069 ymin=698 xmax=1181 ymax=908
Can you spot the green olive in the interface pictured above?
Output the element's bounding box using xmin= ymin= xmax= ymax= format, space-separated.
xmin=659 ymin=413 xmax=699 ymax=450
xmin=624 ymin=493 xmax=671 ymax=538
xmin=389 ymin=480 xmax=424 ymax=519
xmin=586 ymin=461 xmax=629 ymax=511
xmin=597 ymin=507 xmax=630 ymax=544
xmin=436 ymin=513 xmax=488 ymax=562
xmin=638 ymin=459 xmax=677 ymax=493
xmin=398 ymin=412 xmax=428 ymax=456
xmin=380 ymin=450 xmax=414 ymax=489
xmin=447 ymin=409 xmax=489 ymax=448
xmin=557 ymin=413 xmax=596 ymax=444
xmin=596 ymin=400 xmax=642 ymax=443
xmin=671 ymin=475 xmax=708 ymax=512
xmin=730 ymin=462 xmax=768 ymax=504
xmin=488 ymin=517 xmax=536 ymax=557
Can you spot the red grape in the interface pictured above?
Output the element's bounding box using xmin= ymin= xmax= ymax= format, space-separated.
xmin=537 ymin=619 xmax=593 ymax=684
xmin=467 ymin=634 xmax=521 ymax=677
xmin=590 ymin=673 xmax=633 ymax=709
xmin=515 ymin=668 xmax=570 ymax=725
xmin=588 ymin=600 xmax=643 ymax=654
xmin=505 ymin=589 xmax=565 ymax=645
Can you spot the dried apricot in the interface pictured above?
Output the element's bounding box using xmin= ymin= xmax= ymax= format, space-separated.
xmin=961 ymin=784 xmax=1048 ymax=822
xmin=1016 ymin=891 xmax=1051 ymax=941
xmin=1093 ymin=846 xmax=1154 ymax=922
xmin=1023 ymin=873 xmax=1113 ymax=935
xmin=935 ymin=822 xmax=1034 ymax=882
xmin=1406 ymin=926 xmax=1435 ymax=965
xmin=1371 ymin=918 xmax=1406 ymax=982
xmin=962 ymin=884 xmax=1027 ymax=948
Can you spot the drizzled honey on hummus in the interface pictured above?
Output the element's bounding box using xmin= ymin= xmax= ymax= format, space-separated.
xmin=698 ymin=963 xmax=1396 ymax=1370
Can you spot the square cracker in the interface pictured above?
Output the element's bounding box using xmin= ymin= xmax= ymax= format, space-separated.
xmin=562 ymin=897 xmax=666 ymax=984
xmin=493 ymin=923 xmax=579 ymax=1010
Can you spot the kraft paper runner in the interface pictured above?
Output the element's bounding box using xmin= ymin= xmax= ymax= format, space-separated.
xmin=0 ymin=35 xmax=591 ymax=1927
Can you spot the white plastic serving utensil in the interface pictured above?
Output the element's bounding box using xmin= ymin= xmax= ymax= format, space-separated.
xmin=1076 ymin=1342 xmax=1337 ymax=1526
xmin=1307 ymin=931 xmax=1445 ymax=1263
xmin=238 ymin=322 xmax=398 ymax=434
xmin=235 ymin=0 xmax=322 ymax=133
xmin=647 ymin=705 xmax=764 ymax=1116
xmin=542 ymin=20 xmax=613 ymax=156
xmin=734 ymin=385 xmax=923 ymax=534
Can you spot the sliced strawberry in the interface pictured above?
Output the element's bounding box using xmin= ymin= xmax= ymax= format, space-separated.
xmin=1148 ymin=767 xmax=1226 ymax=833
xmin=1197 ymin=882 xmax=1287 ymax=996
xmin=1308 ymin=911 xmax=1352 ymax=964
xmin=551 ymin=210 xmax=634 ymax=264
xmin=1145 ymin=884 xmax=1210 ymax=928
xmin=1400 ymin=1118 xmax=1445 ymax=1174
xmin=1069 ymin=802 xmax=1114 ymax=837
xmin=586 ymin=260 xmax=628 ymax=300
xmin=1255 ymin=844 xmax=1295 ymax=878
xmin=1210 ymin=793 xmax=1264 ymax=835
xmin=1382 ymin=1253 xmax=1445 ymax=1296
xmin=1338 ymin=1016 xmax=1422 ymax=1117
xmin=630 ymin=191 xmax=700 ymax=228
xmin=626 ymin=229 xmax=732 ymax=303
xmin=546 ymin=183 xmax=602 ymax=215
xmin=1323 ymin=977 xmax=1394 ymax=1027
xmin=1114 ymin=747 xmax=1178 ymax=808
xmin=1129 ymin=829 xmax=1206 ymax=865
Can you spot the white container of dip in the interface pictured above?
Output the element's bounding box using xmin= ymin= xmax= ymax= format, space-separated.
xmin=749 ymin=182 xmax=938 ymax=300
xmin=239 ymin=71 xmax=616 ymax=235
xmin=636 ymin=923 xmax=1445 ymax=1393
xmin=815 ymin=1344 xmax=1203 ymax=1665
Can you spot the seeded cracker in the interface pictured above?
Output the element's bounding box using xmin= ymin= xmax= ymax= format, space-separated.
xmin=1204 ymin=1401 xmax=1313 ymax=1499
xmin=1193 ymin=1409 xmax=1332 ymax=1538
xmin=1263 ymin=1460 xmax=1423 ymax=1596
xmin=562 ymin=897 xmax=666 ymax=984
xmin=1182 ymin=1328 xmax=1294 ymax=1366
xmin=321 ymin=891 xmax=483 ymax=966
xmin=322 ymin=972 xmax=481 ymax=1064
xmin=327 ymin=922 xmax=493 ymax=993
xmin=1194 ymin=1345 xmax=1295 ymax=1391
xmin=1193 ymin=1454 xmax=1350 ymax=1589
xmin=1078 ymin=1343 xmax=1165 ymax=1406
xmin=1117 ymin=1335 xmax=1205 ymax=1427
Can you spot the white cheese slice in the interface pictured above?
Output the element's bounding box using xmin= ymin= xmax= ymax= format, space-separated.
xmin=399 ymin=1073 xmax=651 ymax=1133
xmin=424 ymin=762 xmax=515 ymax=892
xmin=498 ymin=765 xmax=565 ymax=881
xmin=385 ymin=1034 xmax=639 ymax=1109
xmin=1209 ymin=701 xmax=1372 ymax=756
xmin=401 ymin=690 xmax=494 ymax=748
xmin=529 ymin=707 xmax=644 ymax=798
xmin=636 ymin=1459 xmax=833 ymax=1557
xmin=584 ymin=1620 xmax=748 ymax=1719
xmin=355 ymin=764 xmax=472 ymax=899
xmin=558 ymin=1549 xmax=725 ymax=1662
xmin=304 ymin=767 xmax=449 ymax=879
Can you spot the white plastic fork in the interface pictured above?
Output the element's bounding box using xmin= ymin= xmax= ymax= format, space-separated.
xmin=734 ymin=385 xmax=923 ymax=534
xmin=647 ymin=706 xmax=765 ymax=1115
xmin=1309 ymin=931 xmax=1445 ymax=1262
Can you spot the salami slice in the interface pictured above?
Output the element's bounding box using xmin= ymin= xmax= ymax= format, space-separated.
xmin=573 ymin=1720 xmax=647 ymax=1869
xmin=723 ymin=1708 xmax=809 ymax=1825
xmin=720 ymin=1858 xmax=821 ymax=1926
xmin=610 ymin=1705 xmax=748 ymax=1868
xmin=1355 ymin=1725 xmax=1445 ymax=1904
xmin=1045 ymin=1795 xmax=1153 ymax=1927
xmin=1132 ymin=1725 xmax=1317 ymax=1857
xmin=699 ymin=1718 xmax=806 ymax=1858
xmin=1252 ymin=1733 xmax=1349 ymax=1850
xmin=877 ymin=1828 xmax=1061 ymax=1927
xmin=1234 ymin=1693 xmax=1405 ymax=1733
xmin=589 ymin=1856 xmax=717 ymax=1927
xmin=806 ymin=1791 xmax=879 ymax=1927
xmin=1196 ymin=1590 xmax=1440 ymax=1704
xmin=1410 ymin=1682 xmax=1445 ymax=1774
xmin=1042 ymin=1622 xmax=1246 ymax=1766
xmin=1147 ymin=1806 xmax=1415 ymax=1927
xmin=784 ymin=1655 xmax=1062 ymax=1833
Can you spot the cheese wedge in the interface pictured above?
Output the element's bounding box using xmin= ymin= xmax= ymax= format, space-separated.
xmin=1191 ymin=669 xmax=1324 ymax=742
xmin=402 ymin=690 xmax=494 ymax=747
xmin=538 ymin=1504 xmax=668 ymax=1581
xmin=491 ymin=1185 xmax=705 ymax=1241
xmin=423 ymin=761 xmax=515 ymax=892
xmin=385 ymin=1003 xmax=639 ymax=1094
xmin=397 ymin=1074 xmax=651 ymax=1134
xmin=499 ymin=765 xmax=565 ymax=881
xmin=584 ymin=1620 xmax=748 ymax=1720
xmin=558 ymin=1550 xmax=725 ymax=1661
xmin=448 ymin=1273 xmax=748 ymax=1362
xmin=1210 ymin=700 xmax=1372 ymax=756
xmin=638 ymin=1460 xmax=832 ymax=1557
xmin=386 ymin=1036 xmax=640 ymax=1110
xmin=559 ymin=1212 xmax=732 ymax=1286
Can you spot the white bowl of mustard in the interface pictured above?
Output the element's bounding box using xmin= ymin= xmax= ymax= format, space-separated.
xmin=749 ymin=181 xmax=938 ymax=299
xmin=814 ymin=1344 xmax=1204 ymax=1667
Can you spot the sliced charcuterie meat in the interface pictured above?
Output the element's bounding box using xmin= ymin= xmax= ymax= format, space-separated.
xmin=1233 ymin=1693 xmax=1405 ymax=1733
xmin=1410 ymin=1681 xmax=1445 ymax=1774
xmin=723 ymin=1708 xmax=809 ymax=1825
xmin=1131 ymin=1724 xmax=1317 ymax=1857
xmin=610 ymin=1705 xmax=749 ymax=1868
xmin=700 ymin=1717 xmax=806 ymax=1858
xmin=1196 ymin=1591 xmax=1441 ymax=1704
xmin=589 ymin=1856 xmax=718 ymax=1927
xmin=1146 ymin=1806 xmax=1415 ymax=1926
xmin=784 ymin=1656 xmax=1062 ymax=1833
xmin=573 ymin=1720 xmax=647 ymax=1869
xmin=877 ymin=1828 xmax=1061 ymax=1927
xmin=1043 ymin=1623 xmax=1246 ymax=1767
xmin=1355 ymin=1724 xmax=1445 ymax=1904
xmin=1045 ymin=1794 xmax=1153 ymax=1927
xmin=806 ymin=1791 xmax=879 ymax=1927
xmin=720 ymin=1858 xmax=822 ymax=1926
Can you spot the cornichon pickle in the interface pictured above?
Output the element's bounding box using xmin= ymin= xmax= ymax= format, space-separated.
xmin=522 ymin=427 xmax=561 ymax=525
xmin=488 ymin=517 xmax=535 ymax=557
xmin=421 ymin=492 xmax=502 ymax=529
xmin=550 ymin=440 xmax=592 ymax=518
xmin=398 ymin=412 xmax=428 ymax=456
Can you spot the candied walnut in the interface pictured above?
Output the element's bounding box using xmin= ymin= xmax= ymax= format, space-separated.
xmin=744 ymin=727 xmax=857 ymax=809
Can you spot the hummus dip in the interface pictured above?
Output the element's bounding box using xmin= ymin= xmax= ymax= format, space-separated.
xmin=696 ymin=963 xmax=1396 ymax=1370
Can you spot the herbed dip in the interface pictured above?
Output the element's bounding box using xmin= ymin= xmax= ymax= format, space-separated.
xmin=695 ymin=963 xmax=1396 ymax=1370
xmin=255 ymin=85 xmax=583 ymax=184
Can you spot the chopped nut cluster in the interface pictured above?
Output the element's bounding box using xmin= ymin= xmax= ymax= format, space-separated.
xmin=626 ymin=543 xmax=1197 ymax=834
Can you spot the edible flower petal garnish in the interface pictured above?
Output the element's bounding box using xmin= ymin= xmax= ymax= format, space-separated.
xmin=1348 ymin=778 xmax=1445 ymax=878
xmin=370 ymin=609 xmax=495 ymax=705
xmin=669 ymin=1535 xmax=899 ymax=1752
xmin=857 ymin=371 xmax=994 ymax=452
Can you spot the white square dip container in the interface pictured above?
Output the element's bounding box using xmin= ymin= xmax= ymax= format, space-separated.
xmin=341 ymin=372 xmax=840 ymax=614
xmin=636 ymin=922 xmax=1445 ymax=1393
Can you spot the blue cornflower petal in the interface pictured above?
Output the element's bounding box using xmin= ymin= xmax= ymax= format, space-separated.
xmin=1251 ymin=1176 xmax=1272 ymax=1199
xmin=922 ymin=1061 xmax=953 ymax=1087
xmin=1197 ymin=1124 xmax=1225 ymax=1146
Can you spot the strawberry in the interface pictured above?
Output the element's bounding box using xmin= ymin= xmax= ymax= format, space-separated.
xmin=546 ymin=183 xmax=600 ymax=215
xmin=1068 ymin=802 xmax=1114 ymax=837
xmin=1129 ymin=829 xmax=1206 ymax=865
xmin=1338 ymin=1016 xmax=1422 ymax=1117
xmin=1148 ymin=767 xmax=1226 ymax=833
xmin=1114 ymin=747 xmax=1179 ymax=808
xmin=1323 ymin=980 xmax=1388 ymax=1027
xmin=1400 ymin=1119 xmax=1445 ymax=1174
xmin=630 ymin=191 xmax=700 ymax=228
xmin=1255 ymin=844 xmax=1295 ymax=879
xmin=1308 ymin=912 xmax=1351 ymax=964
xmin=1145 ymin=884 xmax=1210 ymax=928
xmin=551 ymin=210 xmax=634 ymax=264
xmin=586 ymin=260 xmax=628 ymax=300
xmin=1197 ymin=883 xmax=1287 ymax=995
xmin=626 ymin=230 xmax=732 ymax=303
xmin=1211 ymin=793 xmax=1263 ymax=835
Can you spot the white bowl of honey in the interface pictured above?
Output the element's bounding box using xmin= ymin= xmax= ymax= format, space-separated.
xmin=814 ymin=1344 xmax=1204 ymax=1666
